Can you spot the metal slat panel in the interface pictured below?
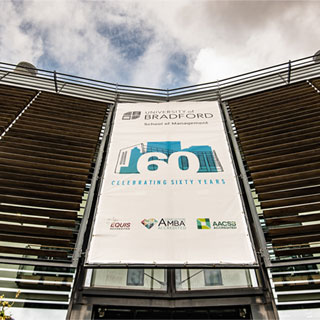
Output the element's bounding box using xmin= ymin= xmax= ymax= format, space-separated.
xmin=228 ymin=79 xmax=320 ymax=268
xmin=0 ymin=85 xmax=109 ymax=264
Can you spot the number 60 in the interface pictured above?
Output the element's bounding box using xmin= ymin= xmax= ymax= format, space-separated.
xmin=137 ymin=151 xmax=200 ymax=174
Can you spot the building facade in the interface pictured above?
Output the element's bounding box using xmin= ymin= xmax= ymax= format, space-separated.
xmin=0 ymin=56 xmax=319 ymax=319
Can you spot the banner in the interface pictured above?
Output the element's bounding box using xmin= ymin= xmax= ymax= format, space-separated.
xmin=86 ymin=102 xmax=256 ymax=265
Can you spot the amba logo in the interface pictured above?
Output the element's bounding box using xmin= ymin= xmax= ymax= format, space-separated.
xmin=142 ymin=218 xmax=186 ymax=230
xmin=115 ymin=141 xmax=223 ymax=174
xmin=141 ymin=218 xmax=158 ymax=229
xmin=158 ymin=218 xmax=186 ymax=230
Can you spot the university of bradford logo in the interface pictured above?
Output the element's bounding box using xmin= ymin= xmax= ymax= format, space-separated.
xmin=122 ymin=111 xmax=141 ymax=120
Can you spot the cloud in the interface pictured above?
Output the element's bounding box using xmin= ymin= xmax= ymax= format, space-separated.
xmin=0 ymin=0 xmax=319 ymax=88
xmin=0 ymin=1 xmax=43 ymax=65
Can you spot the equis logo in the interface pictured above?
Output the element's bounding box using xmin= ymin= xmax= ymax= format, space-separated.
xmin=122 ymin=111 xmax=141 ymax=120
xmin=115 ymin=141 xmax=223 ymax=174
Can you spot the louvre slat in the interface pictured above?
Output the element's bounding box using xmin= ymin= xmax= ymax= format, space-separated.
xmin=0 ymin=204 xmax=77 ymax=220
xmin=256 ymin=177 xmax=320 ymax=193
xmin=0 ymin=234 xmax=71 ymax=247
xmin=232 ymin=95 xmax=319 ymax=121
xmin=0 ymin=213 xmax=75 ymax=227
xmin=0 ymin=186 xmax=82 ymax=203
xmin=15 ymin=120 xmax=101 ymax=141
xmin=243 ymin=130 xmax=320 ymax=152
xmin=259 ymin=186 xmax=320 ymax=202
xmin=30 ymin=104 xmax=105 ymax=122
xmin=274 ymin=247 xmax=320 ymax=257
xmin=252 ymin=162 xmax=320 ymax=179
xmin=0 ymin=156 xmax=90 ymax=175
xmin=0 ymin=246 xmax=68 ymax=258
xmin=9 ymin=129 xmax=96 ymax=150
xmin=22 ymin=112 xmax=103 ymax=132
xmin=263 ymin=203 xmax=320 ymax=218
xmin=268 ymin=224 xmax=320 ymax=237
xmin=0 ymin=151 xmax=91 ymax=170
xmin=0 ymin=194 xmax=81 ymax=211
xmin=253 ymin=169 xmax=320 ymax=186
xmin=1 ymin=138 xmax=93 ymax=159
xmin=0 ymin=171 xmax=86 ymax=188
xmin=272 ymin=234 xmax=320 ymax=245
xmin=0 ymin=144 xmax=91 ymax=164
xmin=0 ymin=163 xmax=88 ymax=181
xmin=237 ymin=115 xmax=320 ymax=139
xmin=243 ymin=136 xmax=320 ymax=157
xmin=245 ymin=141 xmax=320 ymax=162
xmin=2 ymin=136 xmax=94 ymax=157
xmin=241 ymin=125 xmax=320 ymax=150
xmin=266 ymin=213 xmax=320 ymax=226
xmin=248 ymin=148 xmax=320 ymax=168
xmin=0 ymin=223 xmax=73 ymax=238
xmin=229 ymin=82 xmax=310 ymax=109
xmin=250 ymin=155 xmax=320 ymax=174
xmin=261 ymin=194 xmax=320 ymax=209
xmin=26 ymin=109 xmax=102 ymax=129
xmin=235 ymin=101 xmax=320 ymax=130
xmin=0 ymin=178 xmax=84 ymax=195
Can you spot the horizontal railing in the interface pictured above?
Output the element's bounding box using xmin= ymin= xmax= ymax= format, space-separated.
xmin=0 ymin=55 xmax=319 ymax=103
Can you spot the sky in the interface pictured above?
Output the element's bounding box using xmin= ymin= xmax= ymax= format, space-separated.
xmin=0 ymin=0 xmax=319 ymax=89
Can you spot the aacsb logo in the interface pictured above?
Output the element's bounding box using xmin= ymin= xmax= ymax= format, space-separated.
xmin=122 ymin=111 xmax=141 ymax=120
xmin=197 ymin=218 xmax=237 ymax=230
xmin=197 ymin=218 xmax=211 ymax=229
xmin=115 ymin=141 xmax=223 ymax=174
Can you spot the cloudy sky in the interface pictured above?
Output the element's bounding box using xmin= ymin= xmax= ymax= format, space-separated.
xmin=1 ymin=0 xmax=319 ymax=88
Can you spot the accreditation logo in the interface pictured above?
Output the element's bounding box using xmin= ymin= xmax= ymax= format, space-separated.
xmin=122 ymin=111 xmax=141 ymax=120
xmin=141 ymin=218 xmax=158 ymax=229
xmin=197 ymin=218 xmax=211 ymax=229
xmin=197 ymin=219 xmax=237 ymax=230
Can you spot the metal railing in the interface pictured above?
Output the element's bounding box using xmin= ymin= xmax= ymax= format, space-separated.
xmin=0 ymin=55 xmax=319 ymax=103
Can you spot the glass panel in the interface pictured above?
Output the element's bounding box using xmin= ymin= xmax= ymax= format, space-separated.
xmin=175 ymin=269 xmax=257 ymax=291
xmin=204 ymin=269 xmax=222 ymax=286
xmin=91 ymin=268 xmax=167 ymax=291
xmin=127 ymin=269 xmax=144 ymax=286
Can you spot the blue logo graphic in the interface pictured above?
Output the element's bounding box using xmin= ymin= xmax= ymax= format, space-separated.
xmin=115 ymin=141 xmax=223 ymax=174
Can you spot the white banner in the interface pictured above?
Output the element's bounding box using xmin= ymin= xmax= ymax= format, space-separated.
xmin=86 ymin=102 xmax=256 ymax=265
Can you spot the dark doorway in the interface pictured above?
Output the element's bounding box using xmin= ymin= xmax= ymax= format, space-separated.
xmin=92 ymin=305 xmax=252 ymax=319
